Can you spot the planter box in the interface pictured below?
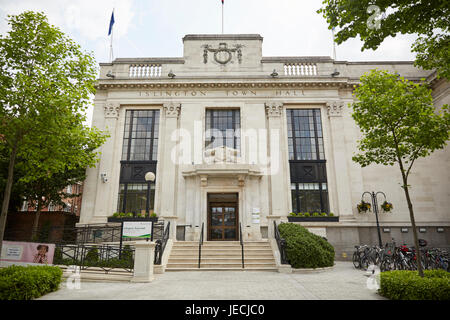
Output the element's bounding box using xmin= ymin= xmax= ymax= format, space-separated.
xmin=287 ymin=216 xmax=339 ymax=222
xmin=107 ymin=217 xmax=159 ymax=223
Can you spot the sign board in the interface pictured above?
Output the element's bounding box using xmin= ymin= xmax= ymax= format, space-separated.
xmin=122 ymin=221 xmax=152 ymax=239
xmin=0 ymin=241 xmax=55 ymax=265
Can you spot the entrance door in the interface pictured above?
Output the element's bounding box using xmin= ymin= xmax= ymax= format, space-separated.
xmin=208 ymin=193 xmax=238 ymax=241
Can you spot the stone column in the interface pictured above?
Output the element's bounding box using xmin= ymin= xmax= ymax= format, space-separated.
xmin=162 ymin=216 xmax=178 ymax=241
xmin=159 ymin=103 xmax=181 ymax=218
xmin=265 ymin=102 xmax=290 ymax=216
xmin=326 ymin=101 xmax=354 ymax=219
xmin=131 ymin=241 xmax=156 ymax=283
xmin=91 ymin=102 xmax=120 ymax=223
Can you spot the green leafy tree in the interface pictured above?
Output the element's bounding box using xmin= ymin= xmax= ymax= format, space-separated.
xmin=0 ymin=11 xmax=108 ymax=257
xmin=23 ymin=166 xmax=86 ymax=239
xmin=351 ymin=70 xmax=449 ymax=277
xmin=317 ymin=0 xmax=450 ymax=79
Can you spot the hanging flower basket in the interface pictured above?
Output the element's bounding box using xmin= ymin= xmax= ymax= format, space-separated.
xmin=357 ymin=201 xmax=371 ymax=213
xmin=381 ymin=201 xmax=393 ymax=212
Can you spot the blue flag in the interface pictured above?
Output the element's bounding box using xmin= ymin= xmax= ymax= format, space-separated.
xmin=108 ymin=11 xmax=115 ymax=36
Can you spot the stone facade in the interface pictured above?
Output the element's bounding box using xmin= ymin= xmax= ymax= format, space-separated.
xmin=79 ymin=34 xmax=450 ymax=257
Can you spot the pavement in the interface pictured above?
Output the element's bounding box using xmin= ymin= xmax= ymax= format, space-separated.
xmin=38 ymin=261 xmax=385 ymax=300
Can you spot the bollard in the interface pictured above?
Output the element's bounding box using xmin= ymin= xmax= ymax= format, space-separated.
xmin=131 ymin=241 xmax=156 ymax=283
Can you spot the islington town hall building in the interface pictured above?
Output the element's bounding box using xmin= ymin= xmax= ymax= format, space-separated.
xmin=78 ymin=34 xmax=449 ymax=266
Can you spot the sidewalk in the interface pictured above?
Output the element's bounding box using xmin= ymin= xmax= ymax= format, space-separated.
xmin=38 ymin=261 xmax=385 ymax=300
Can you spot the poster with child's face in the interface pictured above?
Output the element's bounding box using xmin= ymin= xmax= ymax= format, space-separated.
xmin=0 ymin=241 xmax=55 ymax=265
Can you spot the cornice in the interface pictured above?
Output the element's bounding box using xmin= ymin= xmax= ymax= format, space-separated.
xmin=95 ymin=79 xmax=358 ymax=91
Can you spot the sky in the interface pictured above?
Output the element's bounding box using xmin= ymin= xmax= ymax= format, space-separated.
xmin=0 ymin=0 xmax=419 ymax=125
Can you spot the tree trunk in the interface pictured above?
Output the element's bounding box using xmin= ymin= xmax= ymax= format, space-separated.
xmin=0 ymin=143 xmax=18 ymax=258
xmin=401 ymin=172 xmax=425 ymax=277
xmin=31 ymin=199 xmax=43 ymax=241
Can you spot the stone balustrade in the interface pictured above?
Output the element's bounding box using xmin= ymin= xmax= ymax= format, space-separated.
xmin=284 ymin=63 xmax=318 ymax=76
xmin=129 ymin=64 xmax=162 ymax=78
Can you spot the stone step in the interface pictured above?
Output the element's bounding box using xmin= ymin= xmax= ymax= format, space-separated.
xmin=166 ymin=262 xmax=276 ymax=269
xmin=170 ymin=253 xmax=274 ymax=259
xmin=168 ymin=257 xmax=276 ymax=264
xmin=172 ymin=245 xmax=271 ymax=250
xmin=165 ymin=267 xmax=278 ymax=272
xmin=170 ymin=249 xmax=273 ymax=255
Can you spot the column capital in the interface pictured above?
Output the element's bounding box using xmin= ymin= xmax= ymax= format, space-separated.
xmin=265 ymin=102 xmax=284 ymax=117
xmin=326 ymin=101 xmax=344 ymax=117
xmin=104 ymin=102 xmax=120 ymax=119
xmin=163 ymin=102 xmax=181 ymax=118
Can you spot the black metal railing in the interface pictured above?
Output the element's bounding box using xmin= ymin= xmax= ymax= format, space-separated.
xmin=154 ymin=221 xmax=170 ymax=265
xmin=53 ymin=243 xmax=135 ymax=273
xmin=240 ymin=222 xmax=244 ymax=268
xmin=274 ymin=221 xmax=289 ymax=265
xmin=198 ymin=222 xmax=204 ymax=268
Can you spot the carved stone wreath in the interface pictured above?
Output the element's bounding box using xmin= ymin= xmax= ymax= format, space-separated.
xmin=202 ymin=43 xmax=243 ymax=65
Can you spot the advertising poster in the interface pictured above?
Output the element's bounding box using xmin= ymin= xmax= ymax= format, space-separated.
xmin=0 ymin=241 xmax=56 ymax=265
xmin=122 ymin=221 xmax=152 ymax=239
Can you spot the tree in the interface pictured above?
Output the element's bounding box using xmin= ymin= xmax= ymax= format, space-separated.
xmin=351 ymin=70 xmax=449 ymax=277
xmin=0 ymin=11 xmax=108 ymax=257
xmin=23 ymin=166 xmax=86 ymax=240
xmin=317 ymin=0 xmax=450 ymax=79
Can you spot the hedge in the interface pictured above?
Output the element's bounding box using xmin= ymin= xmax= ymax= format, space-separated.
xmin=0 ymin=265 xmax=63 ymax=300
xmin=278 ymin=223 xmax=335 ymax=269
xmin=379 ymin=270 xmax=450 ymax=300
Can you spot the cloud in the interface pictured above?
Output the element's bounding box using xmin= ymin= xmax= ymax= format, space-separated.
xmin=0 ymin=0 xmax=135 ymax=40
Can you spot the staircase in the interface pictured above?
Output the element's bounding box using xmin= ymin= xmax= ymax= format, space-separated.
xmin=166 ymin=241 xmax=277 ymax=271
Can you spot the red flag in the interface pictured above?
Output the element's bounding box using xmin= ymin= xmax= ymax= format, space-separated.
xmin=221 ymin=0 xmax=224 ymax=3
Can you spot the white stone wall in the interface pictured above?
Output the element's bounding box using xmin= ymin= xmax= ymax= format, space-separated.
xmin=80 ymin=34 xmax=450 ymax=239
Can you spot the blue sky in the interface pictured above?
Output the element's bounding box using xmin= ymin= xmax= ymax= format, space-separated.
xmin=0 ymin=0 xmax=419 ymax=125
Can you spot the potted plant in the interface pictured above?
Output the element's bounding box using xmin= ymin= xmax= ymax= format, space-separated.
xmin=107 ymin=211 xmax=158 ymax=222
xmin=357 ymin=200 xmax=371 ymax=213
xmin=287 ymin=211 xmax=339 ymax=222
xmin=381 ymin=201 xmax=393 ymax=212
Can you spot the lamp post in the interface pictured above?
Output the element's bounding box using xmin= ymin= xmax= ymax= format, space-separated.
xmin=361 ymin=191 xmax=387 ymax=248
xmin=144 ymin=172 xmax=156 ymax=217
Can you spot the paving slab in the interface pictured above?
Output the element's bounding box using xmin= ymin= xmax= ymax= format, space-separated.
xmin=38 ymin=262 xmax=385 ymax=300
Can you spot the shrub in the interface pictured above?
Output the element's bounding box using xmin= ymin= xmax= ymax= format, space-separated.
xmin=379 ymin=270 xmax=450 ymax=300
xmin=320 ymin=212 xmax=327 ymax=216
xmin=312 ymin=212 xmax=320 ymax=217
xmin=304 ymin=212 xmax=310 ymax=217
xmin=278 ymin=223 xmax=335 ymax=269
xmin=0 ymin=265 xmax=62 ymax=300
xmin=84 ymin=246 xmax=99 ymax=265
xmin=328 ymin=212 xmax=334 ymax=217
xmin=289 ymin=212 xmax=297 ymax=217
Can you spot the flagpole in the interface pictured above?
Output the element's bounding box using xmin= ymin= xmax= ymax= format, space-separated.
xmin=110 ymin=8 xmax=114 ymax=63
xmin=222 ymin=2 xmax=224 ymax=34
xmin=332 ymin=28 xmax=336 ymax=60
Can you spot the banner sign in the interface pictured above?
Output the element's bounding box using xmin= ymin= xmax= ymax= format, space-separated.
xmin=0 ymin=241 xmax=55 ymax=265
xmin=122 ymin=221 xmax=152 ymax=239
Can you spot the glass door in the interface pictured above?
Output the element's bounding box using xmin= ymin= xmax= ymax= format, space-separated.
xmin=208 ymin=202 xmax=238 ymax=241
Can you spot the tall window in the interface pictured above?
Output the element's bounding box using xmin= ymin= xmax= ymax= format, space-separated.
xmin=287 ymin=109 xmax=329 ymax=213
xmin=122 ymin=110 xmax=159 ymax=161
xmin=205 ymin=109 xmax=240 ymax=150
xmin=118 ymin=110 xmax=159 ymax=214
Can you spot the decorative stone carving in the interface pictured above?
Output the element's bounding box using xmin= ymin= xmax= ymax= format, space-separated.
xmin=163 ymin=103 xmax=181 ymax=118
xmin=200 ymin=175 xmax=208 ymax=187
xmin=204 ymin=146 xmax=240 ymax=164
xmin=265 ymin=102 xmax=284 ymax=117
xmin=202 ymin=43 xmax=243 ymax=65
xmin=104 ymin=103 xmax=120 ymax=119
xmin=326 ymin=101 xmax=344 ymax=117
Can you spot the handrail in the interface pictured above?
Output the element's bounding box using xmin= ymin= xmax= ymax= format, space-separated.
xmin=198 ymin=222 xmax=204 ymax=268
xmin=240 ymin=223 xmax=244 ymax=269
xmin=274 ymin=221 xmax=289 ymax=265
xmin=154 ymin=221 xmax=170 ymax=265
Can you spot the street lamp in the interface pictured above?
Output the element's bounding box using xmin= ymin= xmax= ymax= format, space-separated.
xmin=145 ymin=172 xmax=155 ymax=218
xmin=361 ymin=191 xmax=387 ymax=247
